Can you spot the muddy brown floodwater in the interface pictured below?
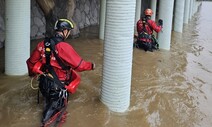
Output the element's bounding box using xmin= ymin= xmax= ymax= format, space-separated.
xmin=1 ymin=2 xmax=212 ymax=127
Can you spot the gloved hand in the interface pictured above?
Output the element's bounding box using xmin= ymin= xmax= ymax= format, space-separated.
xmin=158 ymin=19 xmax=163 ymax=26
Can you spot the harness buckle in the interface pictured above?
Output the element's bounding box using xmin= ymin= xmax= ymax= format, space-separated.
xmin=59 ymin=89 xmax=68 ymax=99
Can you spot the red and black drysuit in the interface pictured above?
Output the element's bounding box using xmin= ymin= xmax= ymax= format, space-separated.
xmin=136 ymin=17 xmax=162 ymax=51
xmin=26 ymin=34 xmax=93 ymax=127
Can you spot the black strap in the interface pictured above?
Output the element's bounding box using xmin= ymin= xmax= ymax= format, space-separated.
xmin=37 ymin=38 xmax=70 ymax=103
xmin=142 ymin=18 xmax=152 ymax=33
xmin=142 ymin=19 xmax=148 ymax=33
xmin=43 ymin=38 xmax=66 ymax=88
xmin=48 ymin=38 xmax=70 ymax=70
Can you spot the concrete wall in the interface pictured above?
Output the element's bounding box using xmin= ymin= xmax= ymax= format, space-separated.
xmin=0 ymin=0 xmax=5 ymax=48
xmin=73 ymin=0 xmax=100 ymax=29
xmin=31 ymin=0 xmax=46 ymax=39
xmin=0 ymin=0 xmax=100 ymax=48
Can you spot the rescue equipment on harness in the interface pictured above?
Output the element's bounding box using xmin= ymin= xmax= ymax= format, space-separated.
xmin=151 ymin=35 xmax=159 ymax=49
xmin=31 ymin=37 xmax=80 ymax=127
xmin=40 ymin=38 xmax=68 ymax=127
xmin=138 ymin=17 xmax=153 ymax=40
xmin=31 ymin=38 xmax=81 ymax=94
xmin=32 ymin=61 xmax=80 ymax=94
xmin=136 ymin=17 xmax=159 ymax=51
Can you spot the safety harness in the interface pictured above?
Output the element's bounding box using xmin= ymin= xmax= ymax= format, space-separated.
xmin=38 ymin=37 xmax=70 ymax=127
xmin=138 ymin=17 xmax=153 ymax=40
xmin=138 ymin=17 xmax=159 ymax=50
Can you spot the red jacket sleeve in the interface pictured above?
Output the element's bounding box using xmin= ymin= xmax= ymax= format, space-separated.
xmin=148 ymin=20 xmax=162 ymax=33
xmin=56 ymin=42 xmax=93 ymax=72
xmin=137 ymin=19 xmax=143 ymax=34
xmin=26 ymin=41 xmax=43 ymax=76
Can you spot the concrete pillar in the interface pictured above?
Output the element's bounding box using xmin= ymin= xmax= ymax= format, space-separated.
xmin=193 ymin=0 xmax=196 ymax=14
xmin=101 ymin=0 xmax=136 ymax=112
xmin=150 ymin=0 xmax=157 ymax=21
xmin=99 ymin=0 xmax=106 ymax=40
xmin=135 ymin=0 xmax=142 ymax=26
xmin=189 ymin=0 xmax=194 ymax=20
xmin=193 ymin=0 xmax=198 ymax=14
xmin=184 ymin=0 xmax=190 ymax=24
xmin=5 ymin=0 xmax=30 ymax=75
xmin=197 ymin=1 xmax=202 ymax=12
xmin=157 ymin=0 xmax=174 ymax=50
xmin=174 ymin=0 xmax=185 ymax=33
xmin=192 ymin=0 xmax=195 ymax=16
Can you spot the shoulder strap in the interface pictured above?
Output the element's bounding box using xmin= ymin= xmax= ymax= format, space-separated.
xmin=142 ymin=18 xmax=153 ymax=33
xmin=44 ymin=38 xmax=52 ymax=66
xmin=48 ymin=38 xmax=71 ymax=70
xmin=44 ymin=38 xmax=65 ymax=88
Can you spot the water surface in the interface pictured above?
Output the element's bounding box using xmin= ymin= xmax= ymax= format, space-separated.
xmin=0 ymin=2 xmax=212 ymax=127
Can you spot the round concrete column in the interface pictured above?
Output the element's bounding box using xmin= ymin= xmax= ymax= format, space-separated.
xmin=189 ymin=0 xmax=194 ymax=20
xmin=5 ymin=0 xmax=30 ymax=75
xmin=135 ymin=0 xmax=142 ymax=26
xmin=193 ymin=0 xmax=198 ymax=15
xmin=99 ymin=0 xmax=106 ymax=40
xmin=184 ymin=0 xmax=191 ymax=24
xmin=157 ymin=0 xmax=175 ymax=50
xmin=101 ymin=0 xmax=136 ymax=112
xmin=174 ymin=0 xmax=185 ymax=33
xmin=150 ymin=0 xmax=157 ymax=21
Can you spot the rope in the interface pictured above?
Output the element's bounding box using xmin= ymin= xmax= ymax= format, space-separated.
xmin=30 ymin=75 xmax=40 ymax=90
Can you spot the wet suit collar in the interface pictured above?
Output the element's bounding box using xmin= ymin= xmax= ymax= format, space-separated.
xmin=54 ymin=33 xmax=65 ymax=42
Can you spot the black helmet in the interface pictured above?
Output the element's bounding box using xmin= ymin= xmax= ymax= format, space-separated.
xmin=54 ymin=19 xmax=74 ymax=31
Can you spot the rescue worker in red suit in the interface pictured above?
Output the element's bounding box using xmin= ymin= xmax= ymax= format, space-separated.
xmin=136 ymin=8 xmax=163 ymax=52
xmin=26 ymin=19 xmax=95 ymax=127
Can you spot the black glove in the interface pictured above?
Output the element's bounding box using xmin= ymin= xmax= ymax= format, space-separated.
xmin=158 ymin=19 xmax=163 ymax=26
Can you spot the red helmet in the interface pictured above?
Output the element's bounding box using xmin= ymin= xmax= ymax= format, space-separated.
xmin=144 ymin=9 xmax=153 ymax=16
